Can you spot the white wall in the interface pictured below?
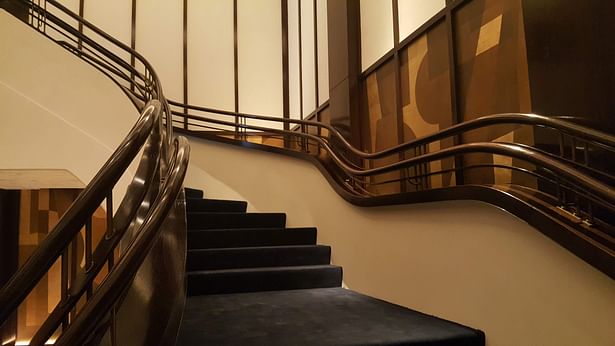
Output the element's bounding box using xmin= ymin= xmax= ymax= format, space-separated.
xmin=237 ymin=0 xmax=283 ymax=129
xmin=300 ymin=0 xmax=316 ymax=117
xmin=186 ymin=0 xmax=236 ymax=131
xmin=360 ymin=0 xmax=394 ymax=71
xmin=136 ymin=0 xmax=183 ymax=101
xmin=83 ymin=0 xmax=132 ymax=62
xmin=0 ymin=12 xmax=139 ymax=206
xmin=316 ymin=0 xmax=329 ymax=106
xmin=184 ymin=137 xmax=615 ymax=346
xmin=397 ymin=0 xmax=446 ymax=42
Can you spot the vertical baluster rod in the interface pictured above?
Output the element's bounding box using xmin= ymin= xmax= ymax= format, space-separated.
xmin=61 ymin=248 xmax=69 ymax=329
xmin=85 ymin=216 xmax=93 ymax=298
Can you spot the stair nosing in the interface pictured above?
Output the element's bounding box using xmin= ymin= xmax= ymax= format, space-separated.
xmin=187 ymin=264 xmax=341 ymax=275
xmin=188 ymin=244 xmax=329 ymax=253
xmin=188 ymin=227 xmax=317 ymax=232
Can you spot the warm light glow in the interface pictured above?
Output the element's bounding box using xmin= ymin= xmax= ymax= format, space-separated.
xmin=15 ymin=339 xmax=56 ymax=345
xmin=2 ymin=337 xmax=16 ymax=345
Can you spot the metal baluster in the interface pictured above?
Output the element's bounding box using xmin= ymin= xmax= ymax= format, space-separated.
xmin=42 ymin=0 xmax=47 ymax=33
xmin=555 ymin=178 xmax=562 ymax=206
xmin=105 ymin=191 xmax=115 ymax=270
xmin=110 ymin=306 xmax=117 ymax=346
xmin=301 ymin=124 xmax=307 ymax=152
xmin=558 ymin=132 xmax=565 ymax=159
xmin=85 ymin=216 xmax=93 ymax=299
xmin=585 ymin=201 xmax=594 ymax=226
xmin=583 ymin=140 xmax=590 ymax=166
xmin=70 ymin=234 xmax=78 ymax=321
xmin=104 ymin=191 xmax=114 ymax=240
xmin=61 ymin=248 xmax=69 ymax=330
xmin=422 ymin=144 xmax=429 ymax=190
xmin=415 ymin=147 xmax=421 ymax=190
xmin=571 ymin=137 xmax=576 ymax=162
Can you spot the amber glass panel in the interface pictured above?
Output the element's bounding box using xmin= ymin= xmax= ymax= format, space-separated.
xmin=16 ymin=189 xmax=107 ymax=344
xmin=399 ymin=22 xmax=455 ymax=191
xmin=363 ymin=59 xmax=402 ymax=194
xmin=454 ymin=0 xmax=535 ymax=187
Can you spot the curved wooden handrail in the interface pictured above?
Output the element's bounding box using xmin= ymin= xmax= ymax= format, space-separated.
xmin=0 ymin=101 xmax=160 ymax=324
xmin=176 ymin=111 xmax=615 ymax=208
xmin=171 ymin=101 xmax=615 ymax=159
xmin=55 ymin=137 xmax=190 ymax=346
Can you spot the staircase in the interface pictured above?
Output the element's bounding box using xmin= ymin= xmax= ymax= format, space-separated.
xmin=177 ymin=188 xmax=485 ymax=345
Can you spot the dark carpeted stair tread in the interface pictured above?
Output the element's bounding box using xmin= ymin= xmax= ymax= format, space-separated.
xmin=184 ymin=187 xmax=204 ymax=199
xmin=188 ymin=212 xmax=286 ymax=230
xmin=186 ymin=198 xmax=248 ymax=213
xmin=187 ymin=265 xmax=343 ymax=295
xmin=187 ymin=245 xmax=331 ymax=270
xmin=188 ymin=227 xmax=317 ymax=249
xmin=178 ymin=287 xmax=485 ymax=346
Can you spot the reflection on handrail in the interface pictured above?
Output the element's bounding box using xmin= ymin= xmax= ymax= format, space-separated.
xmin=170 ymin=100 xmax=615 ymax=159
xmin=55 ymin=137 xmax=190 ymax=346
xmin=0 ymin=102 xmax=158 ymax=324
xmin=1 ymin=0 xmax=191 ymax=344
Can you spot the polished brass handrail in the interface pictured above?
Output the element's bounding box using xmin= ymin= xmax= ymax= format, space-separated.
xmin=175 ymin=111 xmax=615 ymax=208
xmin=55 ymin=137 xmax=190 ymax=346
xmin=170 ymin=101 xmax=615 ymax=159
xmin=1 ymin=1 xmax=190 ymax=344
xmin=0 ymin=101 xmax=159 ymax=323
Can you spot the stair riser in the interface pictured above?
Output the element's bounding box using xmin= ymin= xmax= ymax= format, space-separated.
xmin=186 ymin=199 xmax=247 ymax=213
xmin=187 ymin=246 xmax=331 ymax=270
xmin=187 ymin=267 xmax=343 ymax=295
xmin=184 ymin=188 xmax=204 ymax=199
xmin=188 ymin=229 xmax=317 ymax=249
xmin=188 ymin=213 xmax=286 ymax=230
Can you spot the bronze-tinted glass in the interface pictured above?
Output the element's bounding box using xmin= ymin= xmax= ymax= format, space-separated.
xmin=399 ymin=22 xmax=455 ymax=190
xmin=454 ymin=0 xmax=535 ymax=187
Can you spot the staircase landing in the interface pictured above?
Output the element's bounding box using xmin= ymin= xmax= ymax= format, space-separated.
xmin=178 ymin=287 xmax=484 ymax=346
xmin=178 ymin=188 xmax=484 ymax=345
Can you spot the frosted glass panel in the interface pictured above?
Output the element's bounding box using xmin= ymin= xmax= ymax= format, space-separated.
xmin=300 ymin=0 xmax=316 ymax=117
xmin=288 ymin=0 xmax=301 ymax=120
xmin=136 ymin=0 xmax=183 ymax=100
xmin=360 ymin=0 xmax=394 ymax=71
xmin=187 ymin=0 xmax=234 ymax=111
xmin=84 ymin=0 xmax=132 ymax=63
xmin=316 ymin=0 xmax=329 ymax=106
xmin=237 ymin=0 xmax=283 ymax=129
xmin=398 ymin=0 xmax=446 ymax=42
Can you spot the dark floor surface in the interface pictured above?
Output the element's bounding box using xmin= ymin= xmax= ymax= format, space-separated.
xmin=177 ymin=287 xmax=484 ymax=346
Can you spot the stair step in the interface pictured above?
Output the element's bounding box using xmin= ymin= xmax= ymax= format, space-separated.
xmin=187 ymin=212 xmax=286 ymax=230
xmin=178 ymin=287 xmax=485 ymax=346
xmin=187 ymin=228 xmax=317 ymax=249
xmin=187 ymin=245 xmax=331 ymax=271
xmin=187 ymin=265 xmax=343 ymax=295
xmin=184 ymin=187 xmax=204 ymax=199
xmin=186 ymin=198 xmax=247 ymax=213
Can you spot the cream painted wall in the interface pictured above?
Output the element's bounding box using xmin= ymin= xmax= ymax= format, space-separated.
xmin=316 ymin=0 xmax=329 ymax=106
xmin=0 ymin=12 xmax=139 ymax=208
xmin=83 ymin=0 xmax=132 ymax=63
xmin=360 ymin=0 xmax=394 ymax=71
xmin=237 ymin=0 xmax=284 ymax=129
xmin=136 ymin=0 xmax=184 ymax=101
xmin=300 ymin=0 xmax=316 ymax=117
xmin=397 ymin=0 xmax=446 ymax=42
xmin=186 ymin=0 xmax=235 ymax=131
xmin=184 ymin=137 xmax=615 ymax=346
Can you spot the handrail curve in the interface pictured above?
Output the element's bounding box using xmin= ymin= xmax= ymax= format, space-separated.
xmin=55 ymin=137 xmax=190 ymax=346
xmin=171 ymin=101 xmax=615 ymax=159
xmin=0 ymin=101 xmax=159 ymax=323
